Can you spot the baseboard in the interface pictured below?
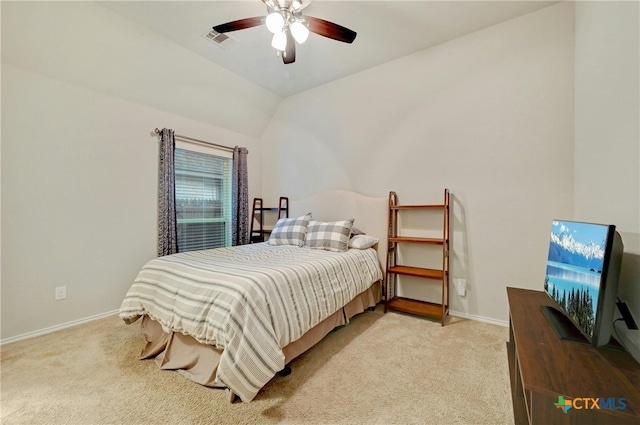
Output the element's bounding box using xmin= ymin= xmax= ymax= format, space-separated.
xmin=0 ymin=309 xmax=120 ymax=346
xmin=450 ymin=309 xmax=509 ymax=328
xmin=1 ymin=308 xmax=508 ymax=345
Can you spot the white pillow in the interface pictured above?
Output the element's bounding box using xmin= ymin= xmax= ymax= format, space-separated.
xmin=348 ymin=234 xmax=379 ymax=250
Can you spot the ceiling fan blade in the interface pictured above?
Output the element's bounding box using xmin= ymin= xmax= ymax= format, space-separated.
xmin=213 ymin=16 xmax=264 ymax=33
xmin=305 ymin=16 xmax=356 ymax=43
xmin=283 ymin=31 xmax=296 ymax=64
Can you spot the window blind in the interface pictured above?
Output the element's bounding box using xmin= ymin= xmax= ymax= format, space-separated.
xmin=175 ymin=148 xmax=232 ymax=252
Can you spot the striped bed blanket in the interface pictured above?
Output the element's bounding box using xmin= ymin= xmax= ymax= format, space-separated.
xmin=119 ymin=242 xmax=383 ymax=402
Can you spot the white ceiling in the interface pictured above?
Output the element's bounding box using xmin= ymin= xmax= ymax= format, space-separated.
xmin=101 ymin=1 xmax=559 ymax=98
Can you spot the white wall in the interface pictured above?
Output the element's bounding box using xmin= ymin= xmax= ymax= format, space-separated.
xmin=1 ymin=65 xmax=264 ymax=340
xmin=260 ymin=3 xmax=575 ymax=323
xmin=0 ymin=3 xmax=273 ymax=340
xmin=574 ymin=1 xmax=640 ymax=355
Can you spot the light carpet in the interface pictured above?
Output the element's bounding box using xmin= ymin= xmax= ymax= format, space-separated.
xmin=0 ymin=306 xmax=514 ymax=425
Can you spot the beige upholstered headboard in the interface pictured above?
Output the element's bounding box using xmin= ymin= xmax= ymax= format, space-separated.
xmin=290 ymin=190 xmax=388 ymax=267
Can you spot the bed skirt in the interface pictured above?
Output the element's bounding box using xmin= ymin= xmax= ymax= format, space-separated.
xmin=137 ymin=281 xmax=381 ymax=394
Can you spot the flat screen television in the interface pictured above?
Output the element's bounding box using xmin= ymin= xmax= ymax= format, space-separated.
xmin=542 ymin=219 xmax=624 ymax=347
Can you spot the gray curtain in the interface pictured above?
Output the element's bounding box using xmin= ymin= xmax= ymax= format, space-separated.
xmin=232 ymin=147 xmax=249 ymax=246
xmin=157 ymin=128 xmax=178 ymax=256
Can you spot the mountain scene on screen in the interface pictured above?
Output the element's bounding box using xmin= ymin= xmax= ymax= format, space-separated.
xmin=548 ymin=221 xmax=607 ymax=271
xmin=546 ymin=281 xmax=595 ymax=336
xmin=544 ymin=221 xmax=610 ymax=338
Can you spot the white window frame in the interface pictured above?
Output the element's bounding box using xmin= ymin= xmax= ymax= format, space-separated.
xmin=174 ymin=139 xmax=233 ymax=251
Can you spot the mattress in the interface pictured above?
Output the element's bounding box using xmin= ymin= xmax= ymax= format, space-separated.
xmin=139 ymin=281 xmax=381 ymax=401
xmin=119 ymin=242 xmax=383 ymax=401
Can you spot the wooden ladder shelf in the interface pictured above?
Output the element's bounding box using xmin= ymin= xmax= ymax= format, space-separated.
xmin=250 ymin=196 xmax=289 ymax=243
xmin=384 ymin=188 xmax=451 ymax=325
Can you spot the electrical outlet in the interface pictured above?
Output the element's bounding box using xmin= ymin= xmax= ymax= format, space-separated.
xmin=454 ymin=279 xmax=466 ymax=297
xmin=55 ymin=286 xmax=66 ymax=300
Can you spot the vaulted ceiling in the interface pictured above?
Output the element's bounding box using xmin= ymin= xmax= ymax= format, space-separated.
xmin=2 ymin=1 xmax=560 ymax=137
xmin=102 ymin=1 xmax=559 ymax=97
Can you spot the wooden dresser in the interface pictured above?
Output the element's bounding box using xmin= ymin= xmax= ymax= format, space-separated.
xmin=507 ymin=287 xmax=640 ymax=425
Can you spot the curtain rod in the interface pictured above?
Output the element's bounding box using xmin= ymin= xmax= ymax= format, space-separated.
xmin=154 ymin=128 xmax=235 ymax=153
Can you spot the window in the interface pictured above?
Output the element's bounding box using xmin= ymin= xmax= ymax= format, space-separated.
xmin=174 ymin=147 xmax=232 ymax=252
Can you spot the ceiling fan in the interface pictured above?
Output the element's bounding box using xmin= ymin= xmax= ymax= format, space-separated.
xmin=212 ymin=0 xmax=357 ymax=64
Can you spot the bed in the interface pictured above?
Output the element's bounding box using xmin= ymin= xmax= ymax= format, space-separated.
xmin=119 ymin=190 xmax=387 ymax=402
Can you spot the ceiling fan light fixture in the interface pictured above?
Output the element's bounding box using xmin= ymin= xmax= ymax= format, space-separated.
xmin=290 ymin=21 xmax=309 ymax=44
xmin=211 ymin=0 xmax=357 ymax=64
xmin=265 ymin=12 xmax=284 ymax=33
xmin=271 ymin=31 xmax=287 ymax=51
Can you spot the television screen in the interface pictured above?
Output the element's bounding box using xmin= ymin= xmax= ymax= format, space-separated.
xmin=543 ymin=219 xmax=623 ymax=347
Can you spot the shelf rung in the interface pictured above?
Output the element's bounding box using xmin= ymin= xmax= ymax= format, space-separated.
xmin=390 ymin=204 xmax=445 ymax=210
xmin=389 ymin=236 xmax=444 ymax=245
xmin=388 ymin=266 xmax=444 ymax=279
xmin=386 ymin=297 xmax=448 ymax=319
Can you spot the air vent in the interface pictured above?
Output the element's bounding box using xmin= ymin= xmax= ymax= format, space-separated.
xmin=203 ymin=30 xmax=237 ymax=49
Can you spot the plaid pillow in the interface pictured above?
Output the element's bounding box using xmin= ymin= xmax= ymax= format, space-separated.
xmin=268 ymin=214 xmax=311 ymax=247
xmin=305 ymin=219 xmax=355 ymax=252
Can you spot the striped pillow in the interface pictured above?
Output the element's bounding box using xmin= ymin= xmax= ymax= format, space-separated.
xmin=268 ymin=214 xmax=311 ymax=247
xmin=305 ymin=219 xmax=354 ymax=252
